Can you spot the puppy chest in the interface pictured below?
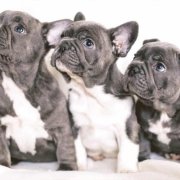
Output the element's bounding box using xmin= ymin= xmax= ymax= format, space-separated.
xmin=148 ymin=112 xmax=171 ymax=145
xmin=69 ymin=84 xmax=133 ymax=127
xmin=1 ymin=73 xmax=49 ymax=155
xmin=80 ymin=126 xmax=118 ymax=158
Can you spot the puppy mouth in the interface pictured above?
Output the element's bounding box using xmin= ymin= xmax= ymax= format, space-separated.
xmin=126 ymin=80 xmax=154 ymax=100
xmin=52 ymin=50 xmax=80 ymax=66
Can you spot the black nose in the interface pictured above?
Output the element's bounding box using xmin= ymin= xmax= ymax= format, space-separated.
xmin=60 ymin=41 xmax=76 ymax=53
xmin=60 ymin=42 xmax=69 ymax=53
xmin=128 ymin=65 xmax=141 ymax=77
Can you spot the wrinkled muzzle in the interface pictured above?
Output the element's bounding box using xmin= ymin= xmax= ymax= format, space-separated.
xmin=125 ymin=62 xmax=154 ymax=100
xmin=51 ymin=38 xmax=83 ymax=75
xmin=0 ymin=25 xmax=12 ymax=65
xmin=0 ymin=25 xmax=10 ymax=49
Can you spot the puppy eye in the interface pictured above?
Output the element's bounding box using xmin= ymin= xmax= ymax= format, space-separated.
xmin=14 ymin=25 xmax=26 ymax=34
xmin=83 ymin=38 xmax=94 ymax=48
xmin=154 ymin=62 xmax=166 ymax=72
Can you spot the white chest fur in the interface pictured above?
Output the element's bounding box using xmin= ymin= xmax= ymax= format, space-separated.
xmin=149 ymin=112 xmax=171 ymax=145
xmin=1 ymin=73 xmax=49 ymax=155
xmin=69 ymin=80 xmax=133 ymax=158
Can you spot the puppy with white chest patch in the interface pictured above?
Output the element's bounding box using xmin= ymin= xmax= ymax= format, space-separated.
xmin=51 ymin=16 xmax=140 ymax=172
xmin=124 ymin=39 xmax=180 ymax=161
xmin=0 ymin=10 xmax=77 ymax=170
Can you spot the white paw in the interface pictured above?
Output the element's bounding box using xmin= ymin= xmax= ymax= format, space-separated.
xmin=77 ymin=157 xmax=88 ymax=171
xmin=117 ymin=162 xmax=138 ymax=173
xmin=117 ymin=138 xmax=139 ymax=173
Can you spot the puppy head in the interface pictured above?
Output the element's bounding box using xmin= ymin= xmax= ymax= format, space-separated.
xmin=125 ymin=39 xmax=180 ymax=109
xmin=0 ymin=10 xmax=44 ymax=67
xmin=51 ymin=18 xmax=138 ymax=87
xmin=0 ymin=10 xmax=71 ymax=72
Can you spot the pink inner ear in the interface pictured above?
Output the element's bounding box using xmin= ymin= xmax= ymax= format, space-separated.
xmin=47 ymin=26 xmax=62 ymax=46
xmin=113 ymin=39 xmax=123 ymax=54
xmin=46 ymin=20 xmax=72 ymax=46
xmin=112 ymin=35 xmax=129 ymax=56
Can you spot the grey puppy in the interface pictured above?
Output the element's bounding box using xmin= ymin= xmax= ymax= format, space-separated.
xmin=0 ymin=10 xmax=77 ymax=170
xmin=124 ymin=39 xmax=180 ymax=160
xmin=51 ymin=17 xmax=140 ymax=172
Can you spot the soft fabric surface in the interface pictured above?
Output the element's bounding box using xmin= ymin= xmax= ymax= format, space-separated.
xmin=0 ymin=158 xmax=180 ymax=180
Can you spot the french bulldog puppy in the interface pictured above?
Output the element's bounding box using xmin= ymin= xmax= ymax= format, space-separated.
xmin=51 ymin=17 xmax=140 ymax=172
xmin=124 ymin=39 xmax=180 ymax=160
xmin=0 ymin=10 xmax=77 ymax=170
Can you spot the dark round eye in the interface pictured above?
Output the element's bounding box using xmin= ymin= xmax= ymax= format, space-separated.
xmin=155 ymin=62 xmax=166 ymax=72
xmin=14 ymin=25 xmax=26 ymax=34
xmin=83 ymin=38 xmax=94 ymax=48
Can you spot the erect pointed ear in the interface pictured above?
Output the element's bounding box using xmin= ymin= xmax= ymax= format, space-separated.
xmin=42 ymin=19 xmax=72 ymax=47
xmin=109 ymin=21 xmax=139 ymax=57
xmin=143 ymin=38 xmax=159 ymax=45
xmin=74 ymin=12 xmax=85 ymax=21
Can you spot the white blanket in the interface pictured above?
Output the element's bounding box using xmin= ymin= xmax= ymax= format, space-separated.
xmin=0 ymin=158 xmax=180 ymax=180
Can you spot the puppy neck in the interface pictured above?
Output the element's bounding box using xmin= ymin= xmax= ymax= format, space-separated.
xmin=104 ymin=62 xmax=129 ymax=97
xmin=0 ymin=55 xmax=48 ymax=91
xmin=153 ymin=87 xmax=180 ymax=117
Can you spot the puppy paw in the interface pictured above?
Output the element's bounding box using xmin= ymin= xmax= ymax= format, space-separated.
xmin=117 ymin=162 xmax=138 ymax=173
xmin=0 ymin=149 xmax=11 ymax=167
xmin=58 ymin=162 xmax=78 ymax=171
xmin=77 ymin=160 xmax=88 ymax=171
xmin=0 ymin=156 xmax=11 ymax=167
xmin=165 ymin=153 xmax=180 ymax=161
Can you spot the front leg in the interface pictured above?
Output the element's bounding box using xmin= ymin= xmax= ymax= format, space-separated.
xmin=138 ymin=131 xmax=151 ymax=161
xmin=116 ymin=112 xmax=140 ymax=173
xmin=74 ymin=133 xmax=88 ymax=170
xmin=117 ymin=135 xmax=139 ymax=173
xmin=49 ymin=126 xmax=77 ymax=170
xmin=0 ymin=125 xmax=11 ymax=167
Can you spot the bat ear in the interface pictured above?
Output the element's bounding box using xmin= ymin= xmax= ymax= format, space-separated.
xmin=109 ymin=21 xmax=139 ymax=57
xmin=74 ymin=12 xmax=85 ymax=21
xmin=143 ymin=38 xmax=160 ymax=45
xmin=42 ymin=19 xmax=72 ymax=47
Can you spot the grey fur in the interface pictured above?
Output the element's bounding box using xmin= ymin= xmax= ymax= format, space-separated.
xmin=0 ymin=126 xmax=10 ymax=166
xmin=0 ymin=10 xmax=77 ymax=170
xmin=51 ymin=20 xmax=138 ymax=88
xmin=51 ymin=19 xmax=140 ymax=170
xmin=124 ymin=40 xmax=180 ymax=160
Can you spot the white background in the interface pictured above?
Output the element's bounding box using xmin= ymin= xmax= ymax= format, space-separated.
xmin=0 ymin=0 xmax=180 ymax=71
xmin=0 ymin=0 xmax=180 ymax=177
